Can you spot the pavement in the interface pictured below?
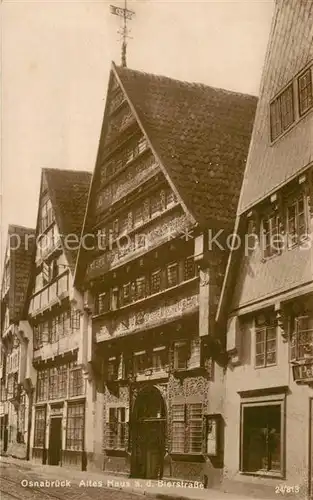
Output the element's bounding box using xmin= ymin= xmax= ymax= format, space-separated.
xmin=0 ymin=455 xmax=258 ymax=500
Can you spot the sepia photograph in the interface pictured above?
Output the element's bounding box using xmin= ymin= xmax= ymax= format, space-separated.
xmin=0 ymin=0 xmax=312 ymax=499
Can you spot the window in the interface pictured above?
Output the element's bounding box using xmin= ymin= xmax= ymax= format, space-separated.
xmin=171 ymin=403 xmax=204 ymax=454
xmin=37 ymin=369 xmax=49 ymax=402
xmin=133 ymin=351 xmax=146 ymax=376
xmin=106 ymin=407 xmax=127 ymax=450
xmin=270 ymin=85 xmax=294 ymax=140
xmin=70 ymin=310 xmax=80 ymax=330
xmin=107 ymin=357 xmax=119 ymax=381
xmin=150 ymin=193 xmax=162 ymax=218
xmin=49 ymin=367 xmax=58 ymax=400
xmin=58 ymin=364 xmax=68 ymax=398
xmin=287 ymin=194 xmax=308 ymax=247
xmin=66 ymin=403 xmax=84 ymax=451
xmin=241 ymin=402 xmax=283 ymax=475
xmin=134 ymin=206 xmax=143 ymax=228
xmin=7 ymin=374 xmax=18 ymax=400
xmin=69 ymin=363 xmax=84 ymax=397
xmin=184 ymin=256 xmax=196 ymax=281
xmin=152 ymin=347 xmax=168 ymax=373
xmin=17 ymin=394 xmax=26 ymax=444
xmin=111 ymin=288 xmax=119 ymax=311
xmin=255 ymin=312 xmax=277 ymax=368
xmin=298 ymin=68 xmax=312 ymax=116
xmin=167 ymin=262 xmax=178 ymax=288
xmin=290 ymin=316 xmax=313 ymax=361
xmin=97 ymin=292 xmax=109 ymax=315
xmin=262 ymin=213 xmax=281 ymax=258
xmin=173 ymin=341 xmax=190 ymax=370
xmin=50 ymin=317 xmax=58 ymax=343
xmin=135 ymin=276 xmax=146 ymax=300
xmin=121 ymin=283 xmax=131 ymax=306
xmin=166 ymin=189 xmax=176 ymax=208
xmin=34 ymin=407 xmax=46 ymax=448
xmin=151 ymin=269 xmax=161 ymax=294
xmin=40 ymin=199 xmax=54 ymax=233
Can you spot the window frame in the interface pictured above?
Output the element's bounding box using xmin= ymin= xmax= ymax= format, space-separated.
xmin=66 ymin=402 xmax=85 ymax=451
xmin=270 ymin=84 xmax=295 ymax=141
xmin=171 ymin=402 xmax=204 ymax=455
xmin=286 ymin=192 xmax=309 ymax=248
xmin=254 ymin=313 xmax=277 ymax=368
xmin=106 ymin=406 xmax=127 ymax=450
xmin=298 ymin=67 xmax=313 ymax=117
xmin=261 ymin=212 xmax=281 ymax=259
xmin=240 ymin=398 xmax=285 ymax=478
xmin=173 ymin=341 xmax=190 ymax=371
xmin=33 ymin=406 xmax=47 ymax=448
xmin=290 ymin=315 xmax=313 ymax=361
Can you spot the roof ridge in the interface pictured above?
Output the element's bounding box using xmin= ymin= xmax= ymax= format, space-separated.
xmin=114 ymin=62 xmax=257 ymax=99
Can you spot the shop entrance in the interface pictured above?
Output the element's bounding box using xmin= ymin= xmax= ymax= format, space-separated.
xmin=131 ymin=387 xmax=166 ymax=479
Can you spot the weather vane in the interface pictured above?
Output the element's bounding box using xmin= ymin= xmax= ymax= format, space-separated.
xmin=110 ymin=1 xmax=135 ymax=67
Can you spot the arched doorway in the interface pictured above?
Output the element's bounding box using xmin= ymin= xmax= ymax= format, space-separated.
xmin=131 ymin=386 xmax=166 ymax=479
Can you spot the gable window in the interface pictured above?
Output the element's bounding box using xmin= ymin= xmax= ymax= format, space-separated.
xmin=255 ymin=312 xmax=277 ymax=368
xmin=151 ymin=269 xmax=161 ymax=295
xmin=262 ymin=213 xmax=281 ymax=258
xmin=171 ymin=403 xmax=204 ymax=454
xmin=270 ymin=84 xmax=294 ymax=141
xmin=106 ymin=407 xmax=127 ymax=450
xmin=34 ymin=407 xmax=46 ymax=448
xmin=167 ymin=262 xmax=178 ymax=288
xmin=40 ymin=199 xmax=53 ymax=233
xmin=286 ymin=193 xmax=308 ymax=247
xmin=290 ymin=316 xmax=313 ymax=361
xmin=298 ymin=68 xmax=312 ymax=116
xmin=173 ymin=341 xmax=190 ymax=371
xmin=241 ymin=401 xmax=284 ymax=476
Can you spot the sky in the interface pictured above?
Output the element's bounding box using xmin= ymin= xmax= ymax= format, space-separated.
xmin=1 ymin=0 xmax=275 ymax=269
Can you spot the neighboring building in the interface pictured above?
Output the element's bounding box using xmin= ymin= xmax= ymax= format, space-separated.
xmin=27 ymin=168 xmax=91 ymax=470
xmin=217 ymin=1 xmax=313 ymax=498
xmin=74 ymin=62 xmax=257 ymax=482
xmin=0 ymin=225 xmax=35 ymax=459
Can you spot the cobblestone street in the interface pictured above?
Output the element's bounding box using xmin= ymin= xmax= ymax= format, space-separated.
xmin=0 ymin=457 xmax=260 ymax=500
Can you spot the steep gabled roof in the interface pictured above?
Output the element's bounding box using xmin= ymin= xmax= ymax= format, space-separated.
xmin=2 ymin=225 xmax=36 ymax=322
xmin=43 ymin=168 xmax=92 ymax=272
xmin=114 ymin=63 xmax=257 ymax=228
xmin=237 ymin=0 xmax=313 ymax=215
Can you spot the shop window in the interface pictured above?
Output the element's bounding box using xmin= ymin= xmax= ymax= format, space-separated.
xmin=290 ymin=315 xmax=313 ymax=361
xmin=106 ymin=407 xmax=127 ymax=450
xmin=171 ymin=403 xmax=204 ymax=454
xmin=66 ymin=403 xmax=84 ymax=451
xmin=34 ymin=407 xmax=46 ymax=448
xmin=167 ymin=262 xmax=178 ymax=288
xmin=241 ymin=402 xmax=283 ymax=475
xmin=286 ymin=193 xmax=308 ymax=247
xmin=255 ymin=312 xmax=277 ymax=368
xmin=298 ymin=68 xmax=312 ymax=116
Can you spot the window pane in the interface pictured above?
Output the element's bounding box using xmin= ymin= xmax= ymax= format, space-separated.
xmin=298 ymin=69 xmax=313 ymax=116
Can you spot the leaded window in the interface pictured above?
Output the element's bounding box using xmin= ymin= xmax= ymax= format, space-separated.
xmin=255 ymin=312 xmax=277 ymax=368
xmin=66 ymin=403 xmax=84 ymax=451
xmin=150 ymin=269 xmax=161 ymax=294
xmin=106 ymin=407 xmax=127 ymax=450
xmin=262 ymin=213 xmax=281 ymax=258
xmin=287 ymin=193 xmax=308 ymax=247
xmin=135 ymin=276 xmax=146 ymax=300
xmin=270 ymin=85 xmax=294 ymax=141
xmin=290 ymin=316 xmax=313 ymax=361
xmin=298 ymin=68 xmax=313 ymax=116
xmin=37 ymin=369 xmax=49 ymax=402
xmin=171 ymin=403 xmax=204 ymax=454
xmin=184 ymin=256 xmax=196 ymax=281
xmin=69 ymin=363 xmax=84 ymax=397
xmin=34 ymin=407 xmax=46 ymax=448
xmin=167 ymin=262 xmax=178 ymax=288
